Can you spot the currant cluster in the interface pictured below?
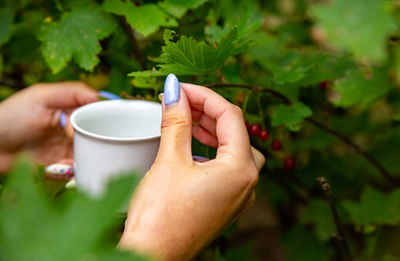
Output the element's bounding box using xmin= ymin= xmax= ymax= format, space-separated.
xmin=246 ymin=121 xmax=296 ymax=171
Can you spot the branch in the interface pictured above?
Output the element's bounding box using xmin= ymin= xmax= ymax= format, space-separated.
xmin=206 ymin=83 xmax=400 ymax=185
xmin=205 ymin=83 xmax=291 ymax=104
xmin=317 ymin=177 xmax=352 ymax=261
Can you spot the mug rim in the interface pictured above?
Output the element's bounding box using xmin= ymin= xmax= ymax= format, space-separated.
xmin=70 ymin=99 xmax=162 ymax=142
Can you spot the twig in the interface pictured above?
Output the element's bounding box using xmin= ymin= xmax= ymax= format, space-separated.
xmin=306 ymin=118 xmax=399 ymax=184
xmin=205 ymin=83 xmax=291 ymax=104
xmin=317 ymin=177 xmax=352 ymax=261
xmin=206 ymin=82 xmax=400 ymax=185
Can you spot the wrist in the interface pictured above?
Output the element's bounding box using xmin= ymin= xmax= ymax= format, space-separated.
xmin=118 ymin=204 xmax=203 ymax=261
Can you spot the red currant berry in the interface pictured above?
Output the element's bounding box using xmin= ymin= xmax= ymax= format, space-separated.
xmin=249 ymin=123 xmax=261 ymax=136
xmin=259 ymin=130 xmax=269 ymax=141
xmin=284 ymin=157 xmax=296 ymax=171
xmin=134 ymin=1 xmax=141 ymax=7
xmin=319 ymin=81 xmax=328 ymax=90
xmin=270 ymin=139 xmax=282 ymax=151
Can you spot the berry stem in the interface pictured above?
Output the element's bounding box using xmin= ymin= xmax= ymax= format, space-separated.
xmin=206 ymin=82 xmax=400 ymax=186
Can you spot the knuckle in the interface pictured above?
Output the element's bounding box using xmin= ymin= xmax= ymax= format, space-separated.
xmin=243 ymin=163 xmax=259 ymax=188
xmin=161 ymin=112 xmax=190 ymax=130
xmin=231 ymin=104 xmax=244 ymax=118
xmin=230 ymin=161 xmax=259 ymax=189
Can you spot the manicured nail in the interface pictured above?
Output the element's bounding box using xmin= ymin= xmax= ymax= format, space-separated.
xmin=65 ymin=178 xmax=76 ymax=189
xmin=158 ymin=93 xmax=164 ymax=101
xmin=193 ymin=155 xmax=210 ymax=163
xmin=60 ymin=112 xmax=67 ymax=128
xmin=98 ymin=90 xmax=122 ymax=100
xmin=45 ymin=163 xmax=74 ymax=175
xmin=164 ymin=74 xmax=180 ymax=105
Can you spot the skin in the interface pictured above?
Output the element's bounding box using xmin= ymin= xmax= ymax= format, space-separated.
xmin=0 ymin=82 xmax=265 ymax=260
xmin=0 ymin=82 xmax=98 ymax=172
xmin=119 ymin=83 xmax=265 ymax=261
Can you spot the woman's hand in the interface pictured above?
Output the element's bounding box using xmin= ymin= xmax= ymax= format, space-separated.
xmin=119 ymin=75 xmax=265 ymax=261
xmin=0 ymin=82 xmax=98 ymax=172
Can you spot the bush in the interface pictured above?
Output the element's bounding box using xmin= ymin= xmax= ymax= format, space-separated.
xmin=1 ymin=0 xmax=400 ymax=260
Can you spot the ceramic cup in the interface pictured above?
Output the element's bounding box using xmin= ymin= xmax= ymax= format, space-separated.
xmin=70 ymin=99 xmax=162 ymax=197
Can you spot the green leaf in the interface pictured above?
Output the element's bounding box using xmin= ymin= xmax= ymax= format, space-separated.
xmin=103 ymin=0 xmax=177 ymax=37
xmin=271 ymin=102 xmax=312 ymax=131
xmin=342 ymin=187 xmax=400 ymax=228
xmin=130 ymin=27 xmax=240 ymax=77
xmin=283 ymin=225 xmax=331 ymax=261
xmin=165 ymin=0 xmax=208 ymax=8
xmin=158 ymin=0 xmax=208 ymax=18
xmin=332 ymin=67 xmax=394 ymax=107
xmin=0 ymin=157 xmax=145 ymax=261
xmin=205 ymin=0 xmax=262 ymax=43
xmin=301 ymin=199 xmax=336 ymax=241
xmin=38 ymin=3 xmax=117 ymax=73
xmin=0 ymin=5 xmax=15 ymax=46
xmin=312 ymin=0 xmax=396 ymax=63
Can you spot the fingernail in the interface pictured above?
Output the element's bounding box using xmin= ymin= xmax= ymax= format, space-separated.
xmin=46 ymin=163 xmax=74 ymax=175
xmin=98 ymin=90 xmax=122 ymax=100
xmin=193 ymin=155 xmax=210 ymax=163
xmin=65 ymin=178 xmax=76 ymax=189
xmin=158 ymin=93 xmax=164 ymax=101
xmin=164 ymin=74 xmax=180 ymax=105
xmin=60 ymin=112 xmax=67 ymax=128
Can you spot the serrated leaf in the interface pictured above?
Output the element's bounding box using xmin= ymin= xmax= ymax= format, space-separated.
xmin=312 ymin=0 xmax=396 ymax=63
xmin=332 ymin=67 xmax=394 ymax=107
xmin=0 ymin=5 xmax=15 ymax=46
xmin=342 ymin=187 xmax=400 ymax=228
xmin=103 ymin=0 xmax=177 ymax=37
xmin=263 ymin=52 xmax=328 ymax=85
xmin=39 ymin=3 xmax=116 ymax=73
xmin=271 ymin=102 xmax=312 ymax=131
xmin=301 ymin=199 xmax=336 ymax=241
xmin=130 ymin=27 xmax=240 ymax=77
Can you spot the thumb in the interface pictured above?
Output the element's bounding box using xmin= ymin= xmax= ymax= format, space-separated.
xmin=156 ymin=74 xmax=192 ymax=163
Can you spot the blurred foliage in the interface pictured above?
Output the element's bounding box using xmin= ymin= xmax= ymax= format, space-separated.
xmin=0 ymin=0 xmax=400 ymax=260
xmin=0 ymin=157 xmax=146 ymax=261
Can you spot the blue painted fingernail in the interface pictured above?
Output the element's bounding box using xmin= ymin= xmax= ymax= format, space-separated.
xmin=60 ymin=112 xmax=67 ymax=128
xmin=99 ymin=90 xmax=121 ymax=100
xmin=193 ymin=156 xmax=210 ymax=162
xmin=164 ymin=74 xmax=180 ymax=105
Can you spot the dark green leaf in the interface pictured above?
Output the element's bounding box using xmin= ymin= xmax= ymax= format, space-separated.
xmin=313 ymin=0 xmax=396 ymax=62
xmin=103 ymin=0 xmax=177 ymax=37
xmin=301 ymin=199 xmax=336 ymax=241
xmin=342 ymin=187 xmax=400 ymax=228
xmin=332 ymin=67 xmax=394 ymax=107
xmin=271 ymin=102 xmax=312 ymax=131
xmin=39 ymin=2 xmax=117 ymax=73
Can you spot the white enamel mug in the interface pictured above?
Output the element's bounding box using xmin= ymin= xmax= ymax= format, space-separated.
xmin=70 ymin=100 xmax=161 ymax=197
